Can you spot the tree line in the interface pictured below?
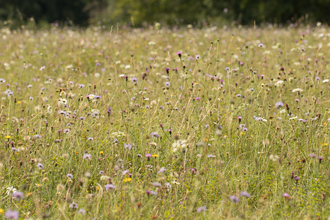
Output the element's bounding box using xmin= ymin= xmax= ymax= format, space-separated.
xmin=0 ymin=0 xmax=329 ymax=27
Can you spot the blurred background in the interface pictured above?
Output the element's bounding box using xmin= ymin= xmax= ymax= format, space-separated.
xmin=0 ymin=0 xmax=329 ymax=28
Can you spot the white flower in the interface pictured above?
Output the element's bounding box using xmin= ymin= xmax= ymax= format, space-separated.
xmin=292 ymin=88 xmax=303 ymax=93
xmin=275 ymin=80 xmax=284 ymax=86
xmin=6 ymin=186 xmax=17 ymax=195
xmin=323 ymin=79 xmax=329 ymax=83
xmin=58 ymin=98 xmax=68 ymax=106
xmin=269 ymin=155 xmax=280 ymax=162
xmin=172 ymin=140 xmax=188 ymax=152
xmin=100 ymin=175 xmax=110 ymax=181
xmin=125 ymin=65 xmax=131 ymax=69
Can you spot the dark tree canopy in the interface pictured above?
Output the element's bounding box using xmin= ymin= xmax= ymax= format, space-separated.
xmin=0 ymin=0 xmax=329 ymax=27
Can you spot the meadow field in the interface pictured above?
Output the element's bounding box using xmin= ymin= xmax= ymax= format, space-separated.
xmin=1 ymin=24 xmax=330 ymax=219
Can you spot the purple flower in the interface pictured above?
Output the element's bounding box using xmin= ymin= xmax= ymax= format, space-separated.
xmin=195 ymin=55 xmax=201 ymax=60
xmin=145 ymin=153 xmax=152 ymax=158
xmin=275 ymin=101 xmax=284 ymax=109
xmin=282 ymin=193 xmax=290 ymax=198
xmin=319 ymin=156 xmax=323 ymax=163
xmin=176 ymin=51 xmax=182 ymax=57
xmin=122 ymin=170 xmax=129 ymax=175
xmin=37 ymin=163 xmax=44 ymax=169
xmin=105 ymin=184 xmax=116 ymax=190
xmin=124 ymin=143 xmax=132 ymax=150
xmin=64 ymin=129 xmax=70 ymax=134
xmin=195 ymin=97 xmax=200 ymax=100
xmin=165 ymin=68 xmax=170 ymax=74
xmin=309 ymin=153 xmax=316 ymax=158
xmin=83 ymin=153 xmax=92 ymax=160
xmin=240 ymin=192 xmax=251 ymax=198
xmin=165 ymin=82 xmax=171 ymax=87
xmin=88 ymin=137 xmax=94 ymax=141
xmin=146 ymin=190 xmax=158 ymax=196
xmin=196 ymin=206 xmax=206 ymax=212
xmin=12 ymin=191 xmax=24 ymax=200
xmin=230 ymin=195 xmax=239 ymax=203
xmin=66 ymin=173 xmax=73 ymax=179
xmin=151 ymin=132 xmax=160 ymax=139
xmin=131 ymin=77 xmax=138 ymax=84
xmin=69 ymin=201 xmax=78 ymax=209
xmin=78 ymin=84 xmax=85 ymax=88
xmin=78 ymin=209 xmax=86 ymax=215
xmin=158 ymin=167 xmax=166 ymax=174
xmin=5 ymin=210 xmax=19 ymax=219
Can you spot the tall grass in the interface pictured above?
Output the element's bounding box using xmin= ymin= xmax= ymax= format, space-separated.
xmin=0 ymin=24 xmax=329 ymax=219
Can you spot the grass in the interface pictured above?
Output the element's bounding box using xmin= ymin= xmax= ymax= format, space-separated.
xmin=0 ymin=24 xmax=330 ymax=219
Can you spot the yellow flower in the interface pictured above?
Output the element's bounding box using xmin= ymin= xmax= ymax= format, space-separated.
xmin=124 ymin=178 xmax=132 ymax=182
xmin=17 ymin=101 xmax=21 ymax=104
xmin=99 ymin=151 xmax=104 ymax=155
xmin=0 ymin=208 xmax=3 ymax=214
xmin=323 ymin=143 xmax=328 ymax=146
xmin=5 ymin=136 xmax=11 ymax=139
xmin=152 ymin=154 xmax=159 ymax=158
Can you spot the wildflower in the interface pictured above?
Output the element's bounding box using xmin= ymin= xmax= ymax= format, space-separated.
xmin=275 ymin=101 xmax=284 ymax=109
xmin=282 ymin=193 xmax=290 ymax=198
xmin=124 ymin=178 xmax=132 ymax=182
xmin=319 ymin=156 xmax=323 ymax=163
xmin=150 ymin=132 xmax=160 ymax=139
xmin=37 ymin=163 xmax=44 ymax=169
xmin=152 ymin=154 xmax=159 ymax=157
xmin=69 ymin=202 xmax=78 ymax=209
xmin=131 ymin=77 xmax=138 ymax=84
xmin=40 ymin=66 xmax=45 ymax=71
xmin=309 ymin=153 xmax=316 ymax=158
xmin=6 ymin=187 xmax=17 ymax=195
xmin=105 ymin=184 xmax=116 ymax=190
xmin=0 ymin=78 xmax=5 ymax=83
xmin=292 ymin=88 xmax=303 ymax=93
xmin=66 ymin=173 xmax=73 ymax=179
xmin=195 ymin=55 xmax=201 ymax=60
xmin=4 ymin=89 xmax=13 ymax=96
xmin=165 ymin=82 xmax=171 ymax=87
xmin=78 ymin=209 xmax=86 ymax=215
xmin=79 ymin=84 xmax=85 ymax=88
xmin=145 ymin=153 xmax=152 ymax=158
xmin=124 ymin=143 xmax=132 ymax=150
xmin=12 ymin=191 xmax=24 ymax=200
xmin=5 ymin=210 xmax=19 ymax=219
xmin=158 ymin=167 xmax=166 ymax=174
xmin=258 ymin=43 xmax=264 ymax=47
xmin=240 ymin=192 xmax=251 ymax=198
xmin=196 ymin=206 xmax=206 ymax=212
xmin=176 ymin=51 xmax=182 ymax=57
xmin=83 ymin=153 xmax=92 ymax=160
xmin=63 ymin=129 xmax=70 ymax=134
xmin=151 ymin=182 xmax=162 ymax=187
xmin=146 ymin=190 xmax=158 ymax=196
xmin=230 ymin=195 xmax=239 ymax=203
xmin=172 ymin=140 xmax=188 ymax=152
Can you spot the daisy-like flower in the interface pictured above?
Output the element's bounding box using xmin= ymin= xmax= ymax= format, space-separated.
xmin=172 ymin=140 xmax=187 ymax=152
xmin=83 ymin=153 xmax=92 ymax=160
xmin=6 ymin=186 xmax=17 ymax=195
xmin=4 ymin=89 xmax=13 ymax=96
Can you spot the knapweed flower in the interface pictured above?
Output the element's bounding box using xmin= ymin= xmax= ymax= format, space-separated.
xmin=176 ymin=51 xmax=182 ymax=57
xmin=240 ymin=192 xmax=251 ymax=198
xmin=12 ymin=191 xmax=24 ymax=200
xmin=66 ymin=173 xmax=73 ymax=179
xmin=83 ymin=153 xmax=92 ymax=160
xmin=230 ymin=195 xmax=239 ymax=203
xmin=105 ymin=184 xmax=116 ymax=190
xmin=165 ymin=82 xmax=171 ymax=87
xmin=69 ymin=201 xmax=78 ymax=209
xmin=5 ymin=210 xmax=19 ymax=219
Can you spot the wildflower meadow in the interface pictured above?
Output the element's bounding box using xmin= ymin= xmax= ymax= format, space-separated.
xmin=1 ymin=24 xmax=330 ymax=219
